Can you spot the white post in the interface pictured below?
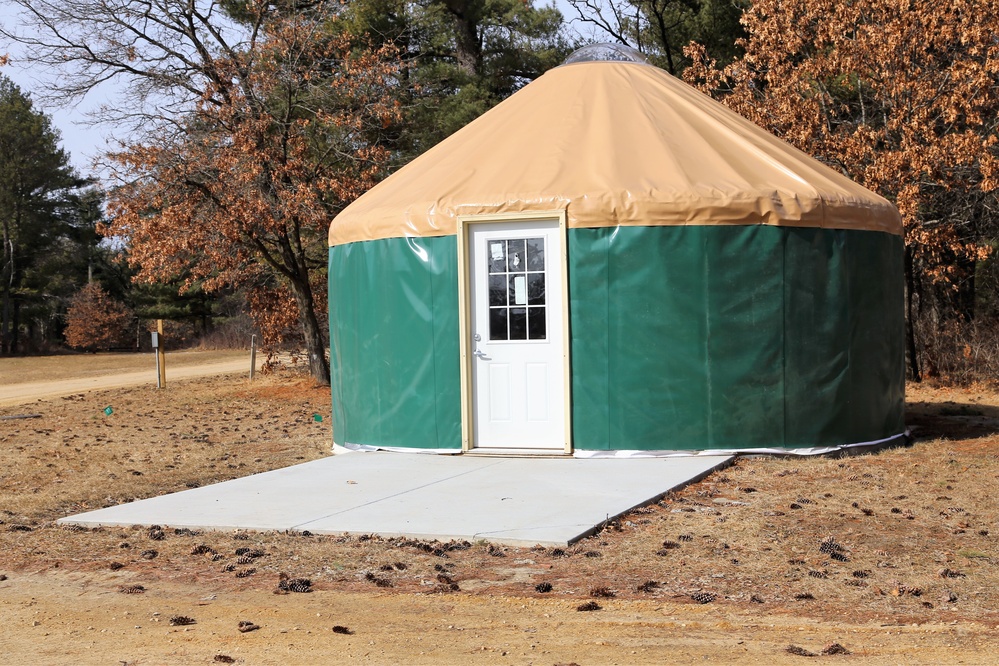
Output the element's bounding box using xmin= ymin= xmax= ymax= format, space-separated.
xmin=151 ymin=329 xmax=162 ymax=389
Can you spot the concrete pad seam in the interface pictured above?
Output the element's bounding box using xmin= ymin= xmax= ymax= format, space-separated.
xmin=290 ymin=457 xmax=508 ymax=531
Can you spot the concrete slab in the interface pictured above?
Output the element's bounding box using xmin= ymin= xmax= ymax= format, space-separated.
xmin=59 ymin=452 xmax=732 ymax=546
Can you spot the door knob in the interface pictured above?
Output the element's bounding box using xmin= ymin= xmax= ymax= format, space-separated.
xmin=473 ymin=349 xmax=487 ymax=359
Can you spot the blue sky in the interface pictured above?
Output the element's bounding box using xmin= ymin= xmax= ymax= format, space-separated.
xmin=1 ymin=3 xmax=116 ymax=175
xmin=1 ymin=1 xmax=589 ymax=180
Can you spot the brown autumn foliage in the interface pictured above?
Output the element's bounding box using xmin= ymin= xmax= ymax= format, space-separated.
xmin=103 ymin=3 xmax=402 ymax=385
xmin=684 ymin=0 xmax=999 ymax=381
xmin=64 ymin=282 xmax=133 ymax=351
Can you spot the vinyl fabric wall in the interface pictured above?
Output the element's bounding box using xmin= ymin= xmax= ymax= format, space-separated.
xmin=568 ymin=225 xmax=905 ymax=451
xmin=328 ymin=225 xmax=905 ymax=452
xmin=329 ymin=236 xmax=462 ymax=450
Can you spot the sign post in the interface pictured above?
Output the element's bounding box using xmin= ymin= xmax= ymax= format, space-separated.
xmin=249 ymin=334 xmax=257 ymax=380
xmin=153 ymin=319 xmax=166 ymax=388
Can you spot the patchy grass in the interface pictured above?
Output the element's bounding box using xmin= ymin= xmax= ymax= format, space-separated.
xmin=1 ymin=376 xmax=998 ymax=631
xmin=0 ymin=373 xmax=328 ymax=522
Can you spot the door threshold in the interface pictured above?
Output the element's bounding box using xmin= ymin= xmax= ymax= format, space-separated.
xmin=465 ymin=448 xmax=572 ymax=458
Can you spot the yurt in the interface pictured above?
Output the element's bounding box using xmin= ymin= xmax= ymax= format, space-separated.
xmin=327 ymin=44 xmax=905 ymax=457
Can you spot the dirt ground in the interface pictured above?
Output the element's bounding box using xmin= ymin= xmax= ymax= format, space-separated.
xmin=2 ymin=357 xmax=999 ymax=664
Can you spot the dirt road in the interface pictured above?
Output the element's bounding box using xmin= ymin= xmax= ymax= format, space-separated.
xmin=0 ymin=351 xmax=257 ymax=407
xmin=1 ymin=570 xmax=987 ymax=665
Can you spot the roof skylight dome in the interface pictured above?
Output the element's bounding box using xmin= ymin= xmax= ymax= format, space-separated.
xmin=561 ymin=42 xmax=651 ymax=66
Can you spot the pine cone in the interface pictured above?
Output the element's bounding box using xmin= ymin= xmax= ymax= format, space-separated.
xmin=278 ymin=577 xmax=312 ymax=593
xmin=237 ymin=621 xmax=260 ymax=633
xmin=637 ymin=581 xmax=659 ymax=593
xmin=821 ymin=643 xmax=849 ymax=655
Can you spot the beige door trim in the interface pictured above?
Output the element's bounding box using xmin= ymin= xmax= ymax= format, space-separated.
xmin=456 ymin=211 xmax=572 ymax=454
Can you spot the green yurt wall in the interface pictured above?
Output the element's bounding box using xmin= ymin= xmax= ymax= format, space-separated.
xmin=328 ymin=46 xmax=905 ymax=456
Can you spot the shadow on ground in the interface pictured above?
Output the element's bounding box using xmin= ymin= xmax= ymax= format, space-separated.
xmin=907 ymin=399 xmax=999 ymax=440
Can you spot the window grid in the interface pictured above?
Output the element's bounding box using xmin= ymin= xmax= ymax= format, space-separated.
xmin=487 ymin=237 xmax=546 ymax=341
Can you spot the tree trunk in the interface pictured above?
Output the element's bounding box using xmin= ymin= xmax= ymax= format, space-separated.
xmin=2 ymin=229 xmax=11 ymax=355
xmin=288 ymin=275 xmax=330 ymax=386
xmin=9 ymin=298 xmax=20 ymax=354
xmin=649 ymin=3 xmax=677 ymax=75
xmin=956 ymin=257 xmax=976 ymax=322
xmin=0 ymin=289 xmax=9 ymax=355
xmin=904 ymin=246 xmax=921 ymax=382
xmin=442 ymin=0 xmax=481 ymax=77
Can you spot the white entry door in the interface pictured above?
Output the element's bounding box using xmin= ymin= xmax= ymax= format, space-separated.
xmin=468 ymin=220 xmax=566 ymax=450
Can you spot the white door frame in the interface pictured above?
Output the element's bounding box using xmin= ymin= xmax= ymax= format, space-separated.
xmin=456 ymin=211 xmax=572 ymax=453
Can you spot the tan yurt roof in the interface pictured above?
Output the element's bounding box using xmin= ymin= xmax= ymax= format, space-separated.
xmin=329 ymin=51 xmax=901 ymax=246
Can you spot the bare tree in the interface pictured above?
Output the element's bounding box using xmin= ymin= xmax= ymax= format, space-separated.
xmin=2 ymin=1 xmax=400 ymax=384
xmin=566 ymin=0 xmax=745 ymax=75
xmin=1 ymin=0 xmax=266 ymax=133
xmin=565 ymin=0 xmax=636 ymax=50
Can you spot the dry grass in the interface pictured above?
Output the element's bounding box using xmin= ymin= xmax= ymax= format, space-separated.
xmin=0 ymin=350 xmax=249 ymax=384
xmin=2 ymin=375 xmax=998 ymax=629
xmin=0 ymin=371 xmax=327 ymax=521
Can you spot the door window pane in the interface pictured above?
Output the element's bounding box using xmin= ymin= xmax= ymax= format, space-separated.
xmin=509 ymin=307 xmax=527 ymax=340
xmin=489 ymin=308 xmax=508 ymax=341
xmin=526 ymin=238 xmax=545 ymax=270
xmin=527 ymin=273 xmax=545 ymax=305
xmin=488 ymin=241 xmax=507 ymax=274
xmin=528 ymin=306 xmax=546 ymax=340
xmin=510 ymin=275 xmax=527 ymax=305
xmin=489 ymin=275 xmax=507 ymax=306
xmin=507 ymin=239 xmax=526 ymax=271
xmin=485 ymin=236 xmax=547 ymax=342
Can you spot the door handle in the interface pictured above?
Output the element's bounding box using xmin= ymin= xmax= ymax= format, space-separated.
xmin=473 ymin=349 xmax=488 ymax=359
